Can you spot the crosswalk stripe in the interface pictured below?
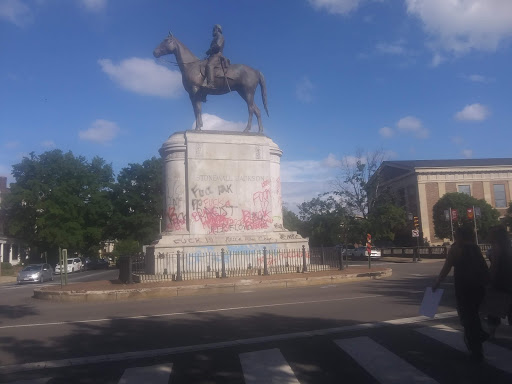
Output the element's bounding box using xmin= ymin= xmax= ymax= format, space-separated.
xmin=239 ymin=348 xmax=300 ymax=384
xmin=334 ymin=337 xmax=439 ymax=384
xmin=118 ymin=363 xmax=173 ymax=384
xmin=417 ymin=325 xmax=512 ymax=374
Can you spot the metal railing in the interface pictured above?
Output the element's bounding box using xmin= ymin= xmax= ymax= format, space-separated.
xmin=133 ymin=246 xmax=350 ymax=282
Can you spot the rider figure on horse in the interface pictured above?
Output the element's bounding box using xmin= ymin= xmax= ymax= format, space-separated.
xmin=205 ymin=24 xmax=226 ymax=89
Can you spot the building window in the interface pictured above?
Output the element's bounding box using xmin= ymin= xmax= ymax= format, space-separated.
xmin=494 ymin=184 xmax=507 ymax=208
xmin=458 ymin=185 xmax=471 ymax=196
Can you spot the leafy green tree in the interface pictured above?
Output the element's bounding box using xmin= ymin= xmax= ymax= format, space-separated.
xmin=367 ymin=203 xmax=406 ymax=242
xmin=433 ymin=192 xmax=500 ymax=241
xmin=112 ymin=239 xmax=141 ymax=257
xmin=1 ymin=150 xmax=114 ymax=257
xmin=282 ymin=206 xmax=302 ymax=232
xmin=108 ymin=157 xmax=163 ymax=245
xmin=504 ymin=202 xmax=512 ymax=229
xmin=298 ymin=196 xmax=347 ymax=246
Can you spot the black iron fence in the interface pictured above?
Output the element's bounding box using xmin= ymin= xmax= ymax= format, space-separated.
xmin=380 ymin=244 xmax=491 ymax=259
xmin=132 ymin=246 xmax=350 ymax=282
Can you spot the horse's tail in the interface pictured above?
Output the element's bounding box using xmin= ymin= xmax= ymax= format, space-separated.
xmin=258 ymin=71 xmax=269 ymax=117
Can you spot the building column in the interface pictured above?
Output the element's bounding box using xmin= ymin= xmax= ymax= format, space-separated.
xmin=483 ymin=181 xmax=492 ymax=205
xmin=8 ymin=244 xmax=13 ymax=264
xmin=417 ymin=183 xmax=431 ymax=243
xmin=0 ymin=242 xmax=4 ymax=263
xmin=438 ymin=182 xmax=446 ymax=198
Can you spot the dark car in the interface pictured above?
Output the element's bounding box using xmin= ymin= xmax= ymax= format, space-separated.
xmin=87 ymin=258 xmax=110 ymax=270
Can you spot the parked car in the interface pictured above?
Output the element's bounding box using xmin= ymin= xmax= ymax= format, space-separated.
xmin=86 ymin=258 xmax=110 ymax=270
xmin=17 ymin=264 xmax=54 ymax=284
xmin=341 ymin=244 xmax=356 ymax=257
xmin=55 ymin=257 xmax=82 ymax=274
xmin=353 ymin=246 xmax=382 ymax=259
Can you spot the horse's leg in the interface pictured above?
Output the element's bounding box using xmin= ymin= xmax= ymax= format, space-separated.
xmin=190 ymin=94 xmax=203 ymax=130
xmin=251 ymin=91 xmax=263 ymax=133
xmin=238 ymin=89 xmax=254 ymax=132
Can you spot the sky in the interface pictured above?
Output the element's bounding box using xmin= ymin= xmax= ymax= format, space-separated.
xmin=1 ymin=0 xmax=512 ymax=211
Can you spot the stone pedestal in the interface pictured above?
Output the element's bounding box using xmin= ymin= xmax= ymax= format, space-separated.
xmin=146 ymin=130 xmax=308 ymax=275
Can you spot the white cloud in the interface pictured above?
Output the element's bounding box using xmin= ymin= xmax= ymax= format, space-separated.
xmin=465 ymin=74 xmax=493 ymax=83
xmin=81 ymin=0 xmax=107 ymax=12
xmin=396 ymin=116 xmax=429 ymax=139
xmin=323 ymin=153 xmax=342 ymax=168
xmin=376 ymin=40 xmax=406 ymax=55
xmin=379 ymin=126 xmax=394 ymax=138
xmin=41 ymin=140 xmax=56 ymax=148
xmin=281 ymin=159 xmax=338 ymax=183
xmin=406 ymin=0 xmax=512 ymax=55
xmin=308 ymin=0 xmax=362 ymax=15
xmin=0 ymin=0 xmax=31 ymax=26
xmin=462 ymin=149 xmax=473 ymax=158
xmin=98 ymin=58 xmax=182 ymax=98
xmin=191 ymin=113 xmax=256 ymax=132
xmin=79 ymin=119 xmax=120 ymax=144
xmin=282 ymin=181 xmax=334 ymax=213
xmin=4 ymin=141 xmax=20 ymax=149
xmin=296 ymin=76 xmax=315 ymax=103
xmin=455 ymin=103 xmax=489 ymax=121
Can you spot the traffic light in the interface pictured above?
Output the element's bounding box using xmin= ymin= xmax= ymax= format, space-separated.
xmin=414 ymin=216 xmax=419 ymax=228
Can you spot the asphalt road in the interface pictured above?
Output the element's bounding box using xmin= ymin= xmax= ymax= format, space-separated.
xmin=1 ymin=261 xmax=511 ymax=383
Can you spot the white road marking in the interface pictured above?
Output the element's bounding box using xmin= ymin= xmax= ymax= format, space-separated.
xmin=0 ymin=294 xmax=383 ymax=330
xmin=240 ymin=349 xmax=299 ymax=384
xmin=0 ymin=311 xmax=457 ymax=375
xmin=335 ymin=337 xmax=438 ymax=384
xmin=118 ymin=363 xmax=173 ymax=384
xmin=417 ymin=325 xmax=512 ymax=373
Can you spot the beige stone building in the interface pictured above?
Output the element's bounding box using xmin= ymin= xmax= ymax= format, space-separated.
xmin=372 ymin=159 xmax=512 ymax=245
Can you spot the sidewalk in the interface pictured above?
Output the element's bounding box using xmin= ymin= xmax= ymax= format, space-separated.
xmin=0 ymin=276 xmax=17 ymax=284
xmin=380 ymin=257 xmax=444 ymax=263
xmin=33 ymin=266 xmax=392 ymax=303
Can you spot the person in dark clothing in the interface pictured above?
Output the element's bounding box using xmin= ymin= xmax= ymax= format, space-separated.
xmin=433 ymin=226 xmax=489 ymax=362
xmin=486 ymin=225 xmax=512 ymax=336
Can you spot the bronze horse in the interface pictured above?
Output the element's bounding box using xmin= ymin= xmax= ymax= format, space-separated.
xmin=154 ymin=34 xmax=268 ymax=133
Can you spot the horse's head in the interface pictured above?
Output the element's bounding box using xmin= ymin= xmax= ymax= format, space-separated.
xmin=153 ymin=32 xmax=177 ymax=58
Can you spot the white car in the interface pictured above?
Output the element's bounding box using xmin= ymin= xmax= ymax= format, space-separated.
xmin=54 ymin=257 xmax=82 ymax=274
xmin=352 ymin=246 xmax=381 ymax=259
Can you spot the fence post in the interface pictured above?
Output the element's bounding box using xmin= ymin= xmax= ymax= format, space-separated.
xmin=176 ymin=251 xmax=182 ymax=281
xmin=221 ymin=248 xmax=227 ymax=278
xmin=321 ymin=245 xmax=325 ymax=265
xmin=263 ymin=247 xmax=269 ymax=276
xmin=302 ymin=245 xmax=307 ymax=273
xmin=338 ymin=246 xmax=343 ymax=270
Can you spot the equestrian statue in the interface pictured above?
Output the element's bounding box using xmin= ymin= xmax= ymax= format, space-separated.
xmin=154 ymin=25 xmax=268 ymax=133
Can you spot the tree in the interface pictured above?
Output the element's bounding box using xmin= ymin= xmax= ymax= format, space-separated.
xmin=282 ymin=206 xmax=302 ymax=232
xmin=433 ymin=192 xmax=500 ymax=241
xmin=298 ymin=196 xmax=347 ymax=246
xmin=1 ymin=150 xmax=114 ymax=258
xmin=108 ymin=157 xmax=163 ymax=245
xmin=332 ymin=149 xmax=386 ymax=219
xmin=367 ymin=203 xmax=406 ymax=242
xmin=504 ymin=202 xmax=512 ymax=229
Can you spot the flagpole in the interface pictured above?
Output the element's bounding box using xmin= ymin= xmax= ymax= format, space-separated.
xmin=473 ymin=205 xmax=478 ymax=244
xmin=449 ymin=207 xmax=454 ymax=243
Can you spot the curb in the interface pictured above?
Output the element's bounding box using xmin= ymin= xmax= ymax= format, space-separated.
xmin=33 ymin=268 xmax=392 ymax=302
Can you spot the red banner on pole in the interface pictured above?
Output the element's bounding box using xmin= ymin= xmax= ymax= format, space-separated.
xmin=467 ymin=208 xmax=474 ymax=220
xmin=451 ymin=209 xmax=458 ymax=221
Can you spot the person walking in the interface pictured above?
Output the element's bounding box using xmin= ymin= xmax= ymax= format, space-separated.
xmin=486 ymin=225 xmax=512 ymax=337
xmin=433 ymin=225 xmax=489 ymax=362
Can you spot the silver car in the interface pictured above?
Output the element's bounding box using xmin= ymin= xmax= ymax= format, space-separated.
xmin=17 ymin=263 xmax=54 ymax=284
